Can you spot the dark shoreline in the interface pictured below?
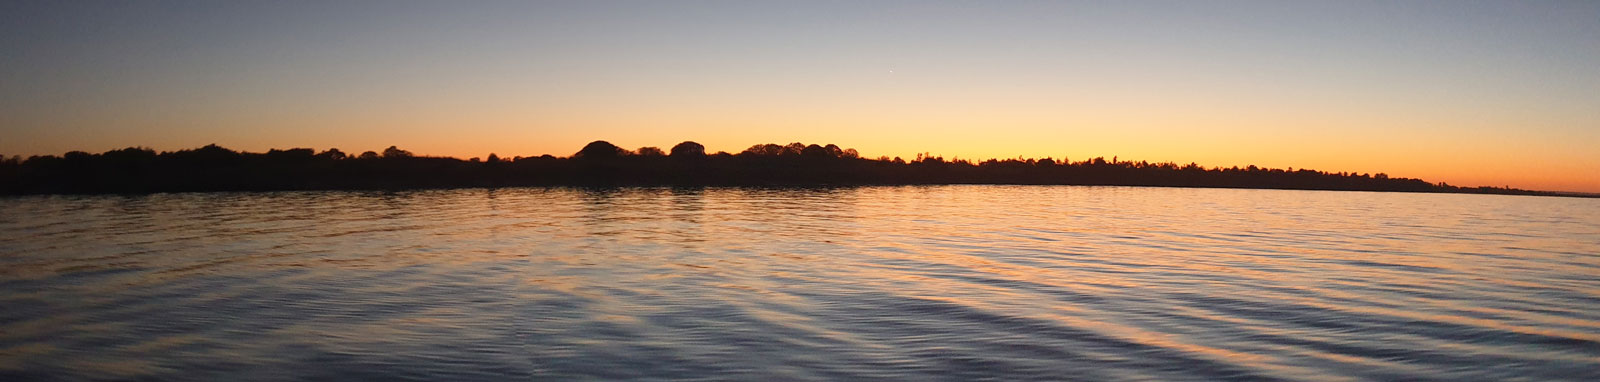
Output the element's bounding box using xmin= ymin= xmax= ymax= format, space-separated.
xmin=3 ymin=141 xmax=1590 ymax=198
xmin=3 ymin=184 xmax=1591 ymax=200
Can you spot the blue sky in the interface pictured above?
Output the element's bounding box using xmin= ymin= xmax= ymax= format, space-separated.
xmin=3 ymin=1 xmax=1597 ymax=190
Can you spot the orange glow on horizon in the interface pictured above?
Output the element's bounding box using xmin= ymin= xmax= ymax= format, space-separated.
xmin=3 ymin=3 xmax=1596 ymax=193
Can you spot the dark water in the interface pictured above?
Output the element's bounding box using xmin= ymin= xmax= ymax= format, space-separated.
xmin=2 ymin=186 xmax=1598 ymax=381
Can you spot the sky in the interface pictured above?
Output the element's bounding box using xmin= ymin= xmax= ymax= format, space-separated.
xmin=2 ymin=1 xmax=1597 ymax=192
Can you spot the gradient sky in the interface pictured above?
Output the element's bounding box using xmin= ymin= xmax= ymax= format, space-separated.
xmin=3 ymin=1 xmax=1597 ymax=191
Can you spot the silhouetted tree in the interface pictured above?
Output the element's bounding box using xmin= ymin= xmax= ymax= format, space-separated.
xmin=382 ymin=146 xmax=413 ymax=158
xmin=0 ymin=139 xmax=1569 ymax=198
xmin=103 ymin=147 xmax=157 ymax=161
xmin=669 ymin=141 xmax=706 ymax=158
xmin=174 ymin=144 xmax=242 ymax=163
xmin=802 ymin=144 xmax=830 ymax=158
xmin=574 ymin=140 xmax=627 ymax=159
xmin=636 ymin=147 xmax=666 ymax=157
xmin=741 ymin=143 xmax=784 ymax=156
xmin=267 ymin=148 xmax=315 ymax=159
xmin=316 ymin=148 xmax=347 ymax=160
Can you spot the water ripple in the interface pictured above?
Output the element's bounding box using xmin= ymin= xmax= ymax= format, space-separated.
xmin=1 ymin=186 xmax=1598 ymax=381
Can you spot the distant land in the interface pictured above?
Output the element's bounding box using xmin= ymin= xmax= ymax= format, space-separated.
xmin=1 ymin=141 xmax=1591 ymax=198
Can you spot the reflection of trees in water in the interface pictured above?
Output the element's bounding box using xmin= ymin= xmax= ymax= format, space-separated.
xmin=566 ymin=187 xmax=862 ymax=247
xmin=576 ymin=187 xmax=668 ymax=240
xmin=664 ymin=187 xmax=708 ymax=245
xmin=580 ymin=188 xmax=703 ymax=238
xmin=373 ymin=191 xmax=415 ymax=221
xmin=667 ymin=187 xmax=706 ymax=224
xmin=724 ymin=187 xmax=862 ymax=239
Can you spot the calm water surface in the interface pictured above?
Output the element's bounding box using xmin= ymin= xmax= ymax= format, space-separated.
xmin=2 ymin=186 xmax=1598 ymax=381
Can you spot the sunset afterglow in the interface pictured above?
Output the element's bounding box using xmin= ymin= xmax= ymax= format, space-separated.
xmin=3 ymin=2 xmax=1596 ymax=191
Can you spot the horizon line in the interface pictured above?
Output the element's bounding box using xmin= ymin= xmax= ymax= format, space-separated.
xmin=8 ymin=140 xmax=1594 ymax=195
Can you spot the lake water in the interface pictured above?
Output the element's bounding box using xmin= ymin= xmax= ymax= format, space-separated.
xmin=2 ymin=186 xmax=1597 ymax=381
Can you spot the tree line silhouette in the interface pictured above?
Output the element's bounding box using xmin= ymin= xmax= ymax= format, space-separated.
xmin=0 ymin=140 xmax=1579 ymax=197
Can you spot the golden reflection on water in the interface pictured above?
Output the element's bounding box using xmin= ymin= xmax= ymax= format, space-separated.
xmin=0 ymin=186 xmax=1597 ymax=380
